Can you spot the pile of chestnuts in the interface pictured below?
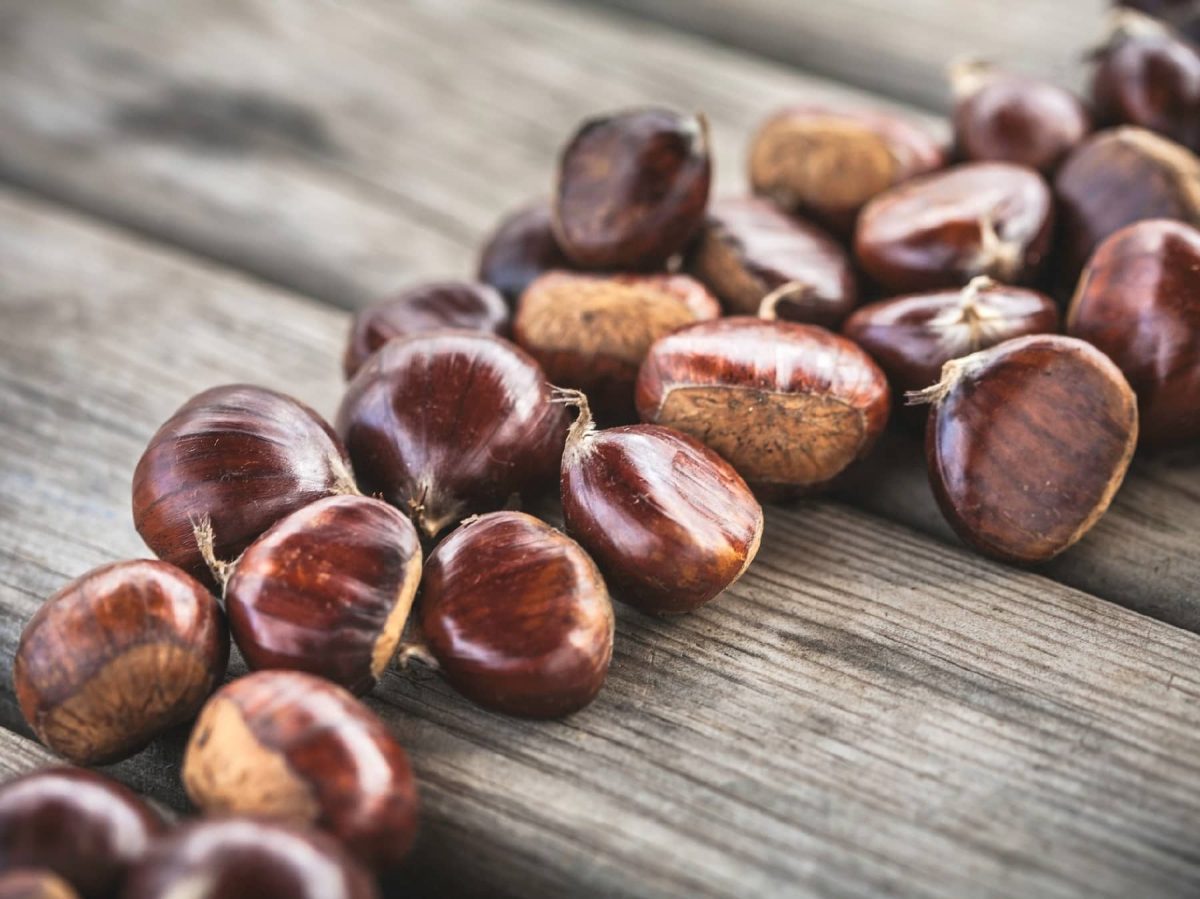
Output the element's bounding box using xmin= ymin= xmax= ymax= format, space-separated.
xmin=5 ymin=1 xmax=1200 ymax=894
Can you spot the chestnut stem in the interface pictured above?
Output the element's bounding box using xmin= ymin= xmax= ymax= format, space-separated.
xmin=758 ymin=281 xmax=816 ymax=320
xmin=973 ymin=214 xmax=1021 ymax=282
xmin=947 ymin=57 xmax=997 ymax=99
xmin=395 ymin=641 xmax=439 ymax=671
xmin=191 ymin=515 xmax=234 ymax=591
xmin=905 ymin=353 xmax=980 ymax=406
xmin=550 ymin=386 xmax=596 ymax=459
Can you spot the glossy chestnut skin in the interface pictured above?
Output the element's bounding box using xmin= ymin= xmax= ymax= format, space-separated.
xmin=14 ymin=560 xmax=228 ymax=765
xmin=514 ymin=271 xmax=720 ymax=423
xmin=635 ymin=317 xmax=891 ymax=495
xmin=854 ymin=162 xmax=1054 ymax=292
xmin=183 ymin=670 xmax=418 ymax=872
xmin=950 ymin=60 xmax=1091 ymax=173
xmin=748 ymin=105 xmax=945 ymax=234
xmin=336 ymin=331 xmax=567 ymax=538
xmin=685 ymin=197 xmax=858 ymax=327
xmin=477 ymin=200 xmax=572 ymax=305
xmin=343 ymin=280 xmax=509 ymax=379
xmin=121 ymin=818 xmax=379 ymax=899
xmin=915 ymin=335 xmax=1138 ymax=563
xmin=1068 ymin=219 xmax=1200 ymax=447
xmin=0 ymin=767 xmax=164 ymax=899
xmin=0 ymin=871 xmax=77 ymax=899
xmin=553 ymin=108 xmax=711 ymax=269
xmin=420 ymin=512 xmax=614 ymax=717
xmin=1054 ymin=126 xmax=1200 ymax=280
xmin=225 ymin=495 xmax=422 ymax=695
xmin=843 ymin=276 xmax=1060 ymax=396
xmin=133 ymin=385 xmax=356 ymax=587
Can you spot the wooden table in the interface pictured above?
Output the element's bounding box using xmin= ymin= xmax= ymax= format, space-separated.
xmin=1 ymin=1 xmax=1199 ymax=896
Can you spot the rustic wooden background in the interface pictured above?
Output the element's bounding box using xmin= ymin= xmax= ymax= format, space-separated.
xmin=1 ymin=1 xmax=1199 ymax=897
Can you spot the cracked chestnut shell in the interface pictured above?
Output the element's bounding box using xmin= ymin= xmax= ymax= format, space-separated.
xmin=122 ymin=818 xmax=379 ymax=899
xmin=224 ymin=495 xmax=422 ymax=695
xmin=635 ymin=317 xmax=891 ymax=495
xmin=553 ymin=108 xmax=711 ymax=269
xmin=748 ymin=105 xmax=945 ymax=234
xmin=855 ymin=162 xmax=1054 ymax=292
xmin=420 ymin=511 xmax=614 ymax=717
xmin=477 ymin=200 xmax=572 ymax=305
xmin=14 ymin=560 xmax=228 ymax=765
xmin=0 ymin=871 xmax=77 ymax=899
xmin=0 ymin=767 xmax=164 ymax=899
xmin=183 ymin=670 xmax=419 ymax=872
xmin=913 ymin=335 xmax=1138 ymax=563
xmin=1068 ymin=218 xmax=1200 ymax=447
xmin=685 ymin=196 xmax=858 ymax=327
xmin=514 ymin=271 xmax=720 ymax=423
xmin=337 ymin=331 xmax=567 ymax=539
xmin=133 ymin=385 xmax=356 ymax=588
xmin=343 ymin=280 xmax=509 ymax=379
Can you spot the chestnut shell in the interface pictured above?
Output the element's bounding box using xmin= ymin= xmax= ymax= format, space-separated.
xmin=477 ymin=200 xmax=572 ymax=305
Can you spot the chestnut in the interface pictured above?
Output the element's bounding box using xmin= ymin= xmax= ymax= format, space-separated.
xmin=747 ymin=105 xmax=945 ymax=234
xmin=635 ymin=317 xmax=891 ymax=495
xmin=950 ymin=60 xmax=1091 ymax=173
xmin=14 ymin=560 xmax=228 ymax=765
xmin=552 ymin=107 xmax=711 ymax=269
xmin=477 ymin=200 xmax=572 ymax=305
xmin=854 ymin=162 xmax=1054 ymax=292
xmin=133 ymin=385 xmax=357 ymax=587
xmin=684 ymin=196 xmax=858 ymax=327
xmin=0 ymin=767 xmax=164 ymax=899
xmin=513 ymin=271 xmax=720 ymax=423
xmin=0 ymin=871 xmax=77 ymax=899
xmin=1117 ymin=0 xmax=1200 ymax=42
xmin=337 ymin=331 xmax=566 ymax=538
xmin=342 ymin=280 xmax=509 ymax=379
xmin=223 ymin=494 xmax=422 ymax=695
xmin=1067 ymin=218 xmax=1200 ymax=448
xmin=419 ymin=511 xmax=614 ymax=717
xmin=911 ymin=335 xmax=1138 ymax=563
xmin=183 ymin=670 xmax=418 ymax=872
xmin=121 ymin=818 xmax=379 ymax=899
xmin=557 ymin=391 xmax=763 ymax=614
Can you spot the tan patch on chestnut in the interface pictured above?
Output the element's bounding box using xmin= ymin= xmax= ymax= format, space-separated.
xmin=370 ymin=551 xmax=423 ymax=680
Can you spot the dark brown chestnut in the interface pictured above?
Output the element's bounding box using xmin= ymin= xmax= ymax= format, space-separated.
xmin=477 ymin=200 xmax=572 ymax=305
xmin=222 ymin=494 xmax=422 ymax=695
xmin=747 ymin=105 xmax=945 ymax=234
xmin=336 ymin=331 xmax=567 ymax=538
xmin=950 ymin=60 xmax=1091 ymax=173
xmin=685 ymin=196 xmax=858 ymax=327
xmin=14 ymin=560 xmax=228 ymax=765
xmin=552 ymin=108 xmax=711 ymax=269
xmin=133 ymin=385 xmax=357 ymax=587
xmin=635 ymin=317 xmax=891 ymax=495
xmin=183 ymin=670 xmax=418 ymax=872
xmin=0 ymin=767 xmax=164 ymax=899
xmin=419 ymin=511 xmax=614 ymax=717
xmin=342 ymin=280 xmax=509 ymax=379
xmin=0 ymin=871 xmax=77 ymax=899
xmin=1068 ymin=218 xmax=1200 ymax=447
xmin=513 ymin=271 xmax=720 ymax=423
xmin=854 ymin=162 xmax=1054 ymax=292
xmin=911 ymin=334 xmax=1138 ymax=563
xmin=121 ymin=818 xmax=379 ymax=899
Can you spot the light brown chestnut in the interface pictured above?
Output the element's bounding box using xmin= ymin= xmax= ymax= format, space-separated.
xmin=477 ymin=200 xmax=572 ymax=305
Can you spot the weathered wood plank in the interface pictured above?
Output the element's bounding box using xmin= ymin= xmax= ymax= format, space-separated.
xmin=4 ymin=187 xmax=1200 ymax=897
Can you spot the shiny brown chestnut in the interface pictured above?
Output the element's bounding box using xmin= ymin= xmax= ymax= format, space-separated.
xmin=1054 ymin=126 xmax=1200 ymax=281
xmin=183 ymin=670 xmax=418 ymax=872
xmin=950 ymin=60 xmax=1091 ymax=173
xmin=337 ymin=331 xmax=566 ymax=538
xmin=747 ymin=105 xmax=945 ymax=234
xmin=0 ymin=870 xmax=77 ymax=899
xmin=557 ymin=391 xmax=763 ymax=615
xmin=477 ymin=200 xmax=572 ymax=305
xmin=133 ymin=385 xmax=356 ymax=587
xmin=221 ymin=495 xmax=422 ymax=695
xmin=0 ymin=767 xmax=164 ymax=899
xmin=14 ymin=560 xmax=228 ymax=765
xmin=121 ymin=818 xmax=379 ymax=899
xmin=855 ymin=162 xmax=1054 ymax=292
xmin=342 ymin=280 xmax=509 ymax=379
xmin=635 ymin=317 xmax=891 ymax=495
xmin=419 ymin=512 xmax=614 ymax=717
xmin=685 ymin=196 xmax=858 ymax=327
xmin=1068 ymin=218 xmax=1200 ymax=447
xmin=552 ymin=108 xmax=711 ymax=269
xmin=514 ymin=271 xmax=720 ymax=423
xmin=911 ymin=335 xmax=1138 ymax=563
